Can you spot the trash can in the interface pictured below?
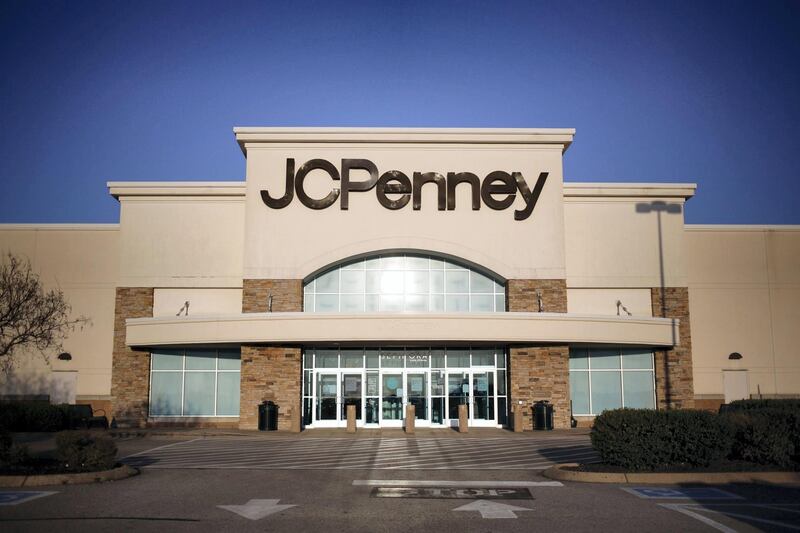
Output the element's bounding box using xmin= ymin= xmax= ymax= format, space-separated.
xmin=258 ymin=400 xmax=278 ymax=431
xmin=534 ymin=400 xmax=554 ymax=430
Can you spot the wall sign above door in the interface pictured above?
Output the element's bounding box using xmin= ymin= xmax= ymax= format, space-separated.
xmin=260 ymin=158 xmax=548 ymax=221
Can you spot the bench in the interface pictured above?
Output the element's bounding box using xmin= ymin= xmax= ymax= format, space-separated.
xmin=67 ymin=404 xmax=109 ymax=430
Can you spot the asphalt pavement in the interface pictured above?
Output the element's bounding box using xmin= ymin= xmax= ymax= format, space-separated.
xmin=1 ymin=434 xmax=799 ymax=532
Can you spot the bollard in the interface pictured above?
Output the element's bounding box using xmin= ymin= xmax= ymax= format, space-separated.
xmin=458 ymin=403 xmax=469 ymax=433
xmin=513 ymin=403 xmax=524 ymax=433
xmin=346 ymin=404 xmax=357 ymax=433
xmin=405 ymin=404 xmax=415 ymax=434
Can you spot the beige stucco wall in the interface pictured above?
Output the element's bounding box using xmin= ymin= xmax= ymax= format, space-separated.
xmin=153 ymin=288 xmax=243 ymax=317
xmin=238 ymin=128 xmax=572 ymax=280
xmin=0 ymin=225 xmax=119 ymax=398
xmin=567 ymin=288 xmax=653 ymax=316
xmin=114 ymin=189 xmax=245 ymax=288
xmin=687 ymin=226 xmax=800 ymax=398
xmin=563 ymin=185 xmax=694 ymax=288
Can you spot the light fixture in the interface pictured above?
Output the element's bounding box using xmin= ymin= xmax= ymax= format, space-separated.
xmin=58 ymin=352 xmax=72 ymax=361
xmin=728 ymin=352 xmax=743 ymax=360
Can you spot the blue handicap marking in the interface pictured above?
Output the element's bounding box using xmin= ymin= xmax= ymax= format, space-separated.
xmin=0 ymin=491 xmax=58 ymax=506
xmin=623 ymin=487 xmax=743 ymax=500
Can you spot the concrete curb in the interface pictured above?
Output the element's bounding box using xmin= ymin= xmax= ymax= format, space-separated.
xmin=542 ymin=463 xmax=800 ymax=485
xmin=0 ymin=464 xmax=139 ymax=487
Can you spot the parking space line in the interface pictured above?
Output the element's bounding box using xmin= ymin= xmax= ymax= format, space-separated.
xmin=687 ymin=505 xmax=800 ymax=531
xmin=659 ymin=504 xmax=738 ymax=533
xmin=120 ymin=438 xmax=203 ymax=459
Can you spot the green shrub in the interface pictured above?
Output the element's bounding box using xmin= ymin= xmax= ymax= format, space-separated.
xmin=727 ymin=399 xmax=800 ymax=412
xmin=56 ymin=431 xmax=117 ymax=472
xmin=0 ymin=428 xmax=31 ymax=468
xmin=591 ymin=408 xmax=734 ymax=470
xmin=0 ymin=402 xmax=71 ymax=432
xmin=725 ymin=409 xmax=800 ymax=467
xmin=0 ymin=428 xmax=11 ymax=459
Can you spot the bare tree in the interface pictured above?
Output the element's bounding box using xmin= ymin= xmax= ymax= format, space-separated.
xmin=0 ymin=253 xmax=90 ymax=371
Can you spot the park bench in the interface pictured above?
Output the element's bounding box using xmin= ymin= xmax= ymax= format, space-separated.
xmin=67 ymin=404 xmax=109 ymax=430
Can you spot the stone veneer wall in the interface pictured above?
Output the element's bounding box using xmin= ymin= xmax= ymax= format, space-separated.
xmin=651 ymin=287 xmax=695 ymax=409
xmin=110 ymin=287 xmax=153 ymax=427
xmin=507 ymin=279 xmax=570 ymax=429
xmin=239 ymin=279 xmax=303 ymax=431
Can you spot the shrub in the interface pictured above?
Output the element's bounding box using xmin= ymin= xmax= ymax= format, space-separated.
xmin=0 ymin=427 xmax=31 ymax=468
xmin=56 ymin=431 xmax=117 ymax=472
xmin=0 ymin=402 xmax=71 ymax=432
xmin=591 ymin=408 xmax=734 ymax=470
xmin=725 ymin=409 xmax=800 ymax=467
xmin=727 ymin=399 xmax=800 ymax=412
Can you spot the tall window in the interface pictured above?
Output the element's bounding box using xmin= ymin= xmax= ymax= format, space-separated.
xmin=303 ymin=253 xmax=505 ymax=313
xmin=150 ymin=348 xmax=241 ymax=417
xmin=569 ymin=347 xmax=655 ymax=415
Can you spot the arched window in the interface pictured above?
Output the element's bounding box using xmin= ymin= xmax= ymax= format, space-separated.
xmin=303 ymin=253 xmax=505 ymax=313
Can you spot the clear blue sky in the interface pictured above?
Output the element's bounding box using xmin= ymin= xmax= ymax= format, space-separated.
xmin=1 ymin=0 xmax=798 ymax=224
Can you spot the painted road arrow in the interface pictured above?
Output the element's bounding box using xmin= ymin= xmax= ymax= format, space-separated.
xmin=453 ymin=499 xmax=533 ymax=519
xmin=218 ymin=499 xmax=296 ymax=520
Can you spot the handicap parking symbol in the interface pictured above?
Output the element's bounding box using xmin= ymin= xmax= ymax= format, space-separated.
xmin=623 ymin=487 xmax=743 ymax=500
xmin=0 ymin=491 xmax=58 ymax=506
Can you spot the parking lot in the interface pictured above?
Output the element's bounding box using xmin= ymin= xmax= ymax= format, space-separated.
xmin=2 ymin=433 xmax=799 ymax=532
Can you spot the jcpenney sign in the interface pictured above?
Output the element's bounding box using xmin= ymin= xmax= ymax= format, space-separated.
xmin=261 ymin=159 xmax=548 ymax=221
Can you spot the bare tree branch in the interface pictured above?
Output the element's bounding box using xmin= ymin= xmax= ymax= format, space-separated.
xmin=0 ymin=253 xmax=90 ymax=371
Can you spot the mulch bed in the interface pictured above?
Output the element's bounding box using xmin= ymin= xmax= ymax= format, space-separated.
xmin=568 ymin=461 xmax=798 ymax=474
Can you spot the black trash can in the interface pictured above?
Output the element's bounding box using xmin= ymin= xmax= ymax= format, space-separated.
xmin=258 ymin=400 xmax=279 ymax=431
xmin=534 ymin=400 xmax=554 ymax=430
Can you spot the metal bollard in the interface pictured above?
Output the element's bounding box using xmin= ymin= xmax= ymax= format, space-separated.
xmin=346 ymin=404 xmax=357 ymax=433
xmin=458 ymin=403 xmax=469 ymax=433
xmin=405 ymin=404 xmax=415 ymax=433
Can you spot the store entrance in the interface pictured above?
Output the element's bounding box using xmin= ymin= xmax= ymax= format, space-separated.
xmin=301 ymin=347 xmax=508 ymax=429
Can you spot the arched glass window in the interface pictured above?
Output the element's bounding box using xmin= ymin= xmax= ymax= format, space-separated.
xmin=304 ymin=253 xmax=505 ymax=313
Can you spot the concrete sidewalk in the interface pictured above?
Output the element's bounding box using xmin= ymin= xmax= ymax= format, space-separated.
xmin=106 ymin=426 xmax=591 ymax=439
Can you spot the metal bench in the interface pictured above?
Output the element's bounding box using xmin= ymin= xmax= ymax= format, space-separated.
xmin=67 ymin=404 xmax=109 ymax=430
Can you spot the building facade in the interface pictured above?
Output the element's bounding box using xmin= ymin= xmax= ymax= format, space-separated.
xmin=1 ymin=128 xmax=798 ymax=430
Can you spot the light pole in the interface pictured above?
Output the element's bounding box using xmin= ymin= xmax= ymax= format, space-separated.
xmin=635 ymin=200 xmax=682 ymax=407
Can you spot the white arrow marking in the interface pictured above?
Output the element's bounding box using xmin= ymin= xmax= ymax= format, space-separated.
xmin=453 ymin=499 xmax=532 ymax=519
xmin=218 ymin=499 xmax=296 ymax=520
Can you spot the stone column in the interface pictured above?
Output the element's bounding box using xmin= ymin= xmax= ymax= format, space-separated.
xmin=239 ymin=279 xmax=303 ymax=431
xmin=110 ymin=287 xmax=154 ymax=427
xmin=651 ymin=287 xmax=694 ymax=409
xmin=507 ymin=279 xmax=571 ymax=429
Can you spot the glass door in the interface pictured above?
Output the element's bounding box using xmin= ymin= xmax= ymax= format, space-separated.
xmin=315 ymin=372 xmax=339 ymax=426
xmin=406 ymin=372 xmax=427 ymax=424
xmin=471 ymin=371 xmax=495 ymax=426
xmin=341 ymin=373 xmax=362 ymax=422
xmin=447 ymin=373 xmax=470 ymax=427
xmin=381 ymin=373 xmax=403 ymax=426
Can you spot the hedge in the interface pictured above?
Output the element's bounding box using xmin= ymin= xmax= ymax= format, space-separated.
xmin=0 ymin=402 xmax=72 ymax=432
xmin=56 ymin=431 xmax=117 ymax=472
xmin=591 ymin=408 xmax=734 ymax=470
xmin=726 ymin=399 xmax=800 ymax=412
xmin=592 ymin=404 xmax=800 ymax=470
xmin=726 ymin=409 xmax=800 ymax=467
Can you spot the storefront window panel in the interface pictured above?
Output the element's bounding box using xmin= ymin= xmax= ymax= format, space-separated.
xmin=183 ymin=372 xmax=216 ymax=415
xmin=216 ymin=373 xmax=240 ymax=416
xmin=569 ymin=372 xmax=590 ymax=414
xmin=303 ymin=253 xmax=506 ymax=313
xmin=150 ymin=373 xmax=182 ymax=415
xmin=569 ymin=347 xmax=655 ymax=416
xmin=591 ymin=372 xmax=622 ymax=413
xmin=623 ymin=371 xmax=656 ymax=409
xmin=150 ymin=348 xmax=240 ymax=418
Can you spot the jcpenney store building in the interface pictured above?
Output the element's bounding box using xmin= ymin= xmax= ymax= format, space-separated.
xmin=1 ymin=128 xmax=798 ymax=430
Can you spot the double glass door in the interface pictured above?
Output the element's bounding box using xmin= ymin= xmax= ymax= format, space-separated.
xmin=311 ymin=369 xmax=496 ymax=428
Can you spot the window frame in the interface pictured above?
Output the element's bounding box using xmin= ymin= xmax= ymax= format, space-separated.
xmin=149 ymin=348 xmax=241 ymax=418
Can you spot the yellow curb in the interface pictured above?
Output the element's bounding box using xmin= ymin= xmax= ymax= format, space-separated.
xmin=543 ymin=463 xmax=800 ymax=485
xmin=0 ymin=465 xmax=138 ymax=487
